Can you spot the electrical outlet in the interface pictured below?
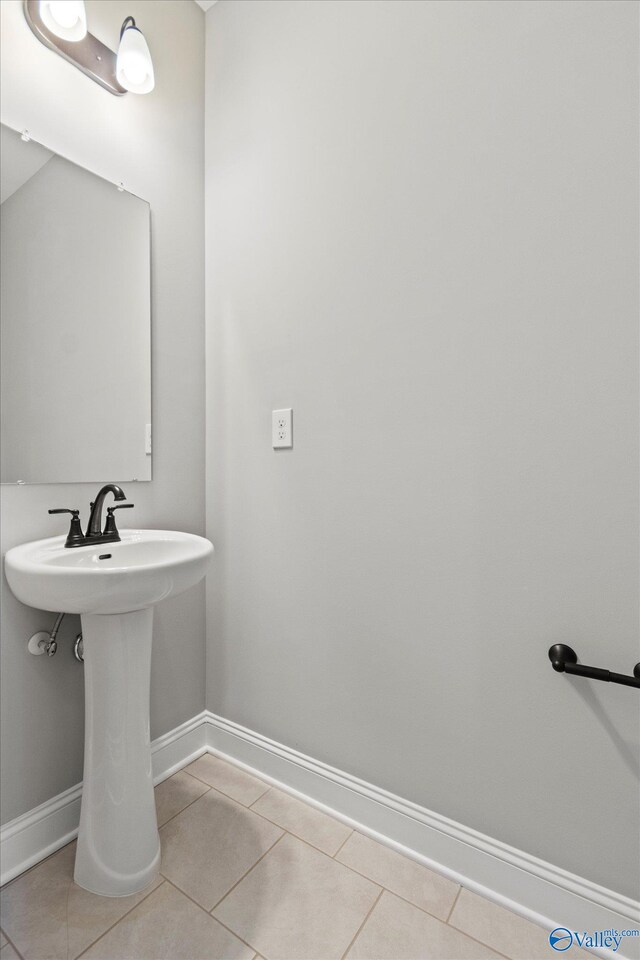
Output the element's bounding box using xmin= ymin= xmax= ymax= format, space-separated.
xmin=272 ymin=408 xmax=293 ymax=448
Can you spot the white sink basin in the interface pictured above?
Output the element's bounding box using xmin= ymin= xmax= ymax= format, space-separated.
xmin=5 ymin=528 xmax=213 ymax=615
xmin=4 ymin=527 xmax=213 ymax=898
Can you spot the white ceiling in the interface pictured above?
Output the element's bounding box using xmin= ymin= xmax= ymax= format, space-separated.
xmin=194 ymin=0 xmax=217 ymax=10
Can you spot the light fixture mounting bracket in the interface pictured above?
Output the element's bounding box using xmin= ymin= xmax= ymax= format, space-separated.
xmin=23 ymin=0 xmax=127 ymax=96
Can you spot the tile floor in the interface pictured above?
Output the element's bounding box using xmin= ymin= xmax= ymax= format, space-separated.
xmin=0 ymin=754 xmax=593 ymax=960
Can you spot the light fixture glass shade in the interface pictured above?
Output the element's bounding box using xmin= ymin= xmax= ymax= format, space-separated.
xmin=116 ymin=24 xmax=155 ymax=94
xmin=39 ymin=0 xmax=87 ymax=41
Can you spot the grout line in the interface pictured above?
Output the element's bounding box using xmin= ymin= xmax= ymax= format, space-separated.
xmin=74 ymin=879 xmax=165 ymax=959
xmin=1 ymin=757 xmax=208 ymax=893
xmin=342 ymin=875 xmax=512 ymax=960
xmin=331 ymin=829 xmax=354 ymax=859
xmin=196 ymin=755 xmax=574 ymax=960
xmin=6 ymin=753 xmax=551 ymax=960
xmin=332 ymin=853 xmax=513 ymax=958
xmin=197 ymin=756 xmax=467 ymax=908
xmin=183 ymin=755 xmax=525 ymax=960
xmin=207 ymin=911 xmax=263 ymax=957
xmin=340 ymin=887 xmax=384 ymax=960
xmin=158 ymin=875 xmax=217 ymax=915
xmin=161 ymin=781 xmax=273 ymax=823
xmin=1 ymin=757 xmax=207 ymax=893
xmin=205 ymin=756 xmax=534 ymax=960
xmin=179 ymin=770 xmax=226 ymax=791
xmin=446 ymin=887 xmax=512 ymax=960
xmin=181 ymin=755 xmax=271 ymax=808
xmin=164 ymin=781 xmax=277 ymax=824
xmin=244 ymin=827 xmax=331 ymax=862
xmin=215 ymin=817 xmax=460 ymax=934
xmin=239 ymin=804 xmax=352 ymax=858
xmin=209 ymin=832 xmax=287 ymax=915
xmin=248 ymin=784 xmax=271 ymax=806
xmin=161 ymin=878 xmax=260 ymax=956
xmin=266 ymin=822 xmax=348 ymax=863
xmin=445 ymin=884 xmax=462 ymax=923
xmin=322 ymin=848 xmax=464 ymax=928
xmin=455 ymin=931 xmax=511 ymax=960
xmin=156 ymin=785 xmax=212 ymax=830
xmin=248 ymin=785 xmax=272 ymax=808
xmin=157 ymin=874 xmax=193 ymax=898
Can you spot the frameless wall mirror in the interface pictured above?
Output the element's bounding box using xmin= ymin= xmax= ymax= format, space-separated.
xmin=0 ymin=123 xmax=151 ymax=483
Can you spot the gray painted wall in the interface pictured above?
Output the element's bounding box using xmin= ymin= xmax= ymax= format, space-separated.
xmin=205 ymin=0 xmax=639 ymax=898
xmin=0 ymin=0 xmax=205 ymax=823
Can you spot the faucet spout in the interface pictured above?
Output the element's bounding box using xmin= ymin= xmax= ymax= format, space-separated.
xmin=86 ymin=484 xmax=126 ymax=538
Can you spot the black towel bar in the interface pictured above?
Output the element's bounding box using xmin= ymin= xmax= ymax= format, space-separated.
xmin=548 ymin=645 xmax=640 ymax=689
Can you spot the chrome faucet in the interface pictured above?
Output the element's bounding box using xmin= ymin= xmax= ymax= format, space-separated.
xmin=86 ymin=484 xmax=127 ymax=538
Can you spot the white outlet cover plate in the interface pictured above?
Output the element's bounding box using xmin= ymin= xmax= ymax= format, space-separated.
xmin=272 ymin=408 xmax=293 ymax=448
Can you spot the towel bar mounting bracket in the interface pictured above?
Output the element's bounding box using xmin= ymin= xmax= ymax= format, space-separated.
xmin=548 ymin=644 xmax=640 ymax=689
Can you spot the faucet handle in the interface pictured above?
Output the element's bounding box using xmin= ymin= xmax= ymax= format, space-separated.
xmin=48 ymin=509 xmax=85 ymax=547
xmin=103 ymin=503 xmax=134 ymax=540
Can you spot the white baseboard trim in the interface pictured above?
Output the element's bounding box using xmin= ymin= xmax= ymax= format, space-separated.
xmin=204 ymin=712 xmax=640 ymax=960
xmin=0 ymin=711 xmax=208 ymax=888
xmin=150 ymin=709 xmax=209 ymax=784
xmin=2 ymin=709 xmax=638 ymax=960
xmin=0 ymin=782 xmax=82 ymax=890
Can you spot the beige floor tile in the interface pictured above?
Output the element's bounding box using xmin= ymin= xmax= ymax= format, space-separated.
xmin=82 ymin=880 xmax=253 ymax=960
xmin=336 ymin=831 xmax=459 ymax=921
xmin=449 ymin=889 xmax=593 ymax=959
xmin=155 ymin=769 xmax=210 ymax=826
xmin=0 ymin=842 xmax=161 ymax=960
xmin=347 ymin=890 xmax=503 ymax=959
xmin=251 ymin=787 xmax=352 ymax=855
xmin=160 ymin=788 xmax=283 ymax=910
xmin=0 ymin=943 xmax=20 ymax=959
xmin=185 ymin=754 xmax=269 ymax=806
xmin=213 ymin=833 xmax=380 ymax=960
xmin=0 ymin=931 xmax=6 ymax=948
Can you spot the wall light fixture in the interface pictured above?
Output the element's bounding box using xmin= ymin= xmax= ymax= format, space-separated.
xmin=24 ymin=0 xmax=155 ymax=96
xmin=116 ymin=17 xmax=154 ymax=94
xmin=39 ymin=1 xmax=87 ymax=41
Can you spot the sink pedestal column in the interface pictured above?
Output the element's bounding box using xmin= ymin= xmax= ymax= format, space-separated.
xmin=74 ymin=608 xmax=160 ymax=897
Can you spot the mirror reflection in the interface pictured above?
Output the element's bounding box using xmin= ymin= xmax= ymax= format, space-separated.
xmin=0 ymin=124 xmax=151 ymax=483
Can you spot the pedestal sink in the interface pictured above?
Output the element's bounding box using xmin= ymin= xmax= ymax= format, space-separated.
xmin=4 ymin=529 xmax=213 ymax=897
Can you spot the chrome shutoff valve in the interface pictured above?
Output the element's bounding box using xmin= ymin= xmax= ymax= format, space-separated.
xmin=28 ymin=632 xmax=57 ymax=656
